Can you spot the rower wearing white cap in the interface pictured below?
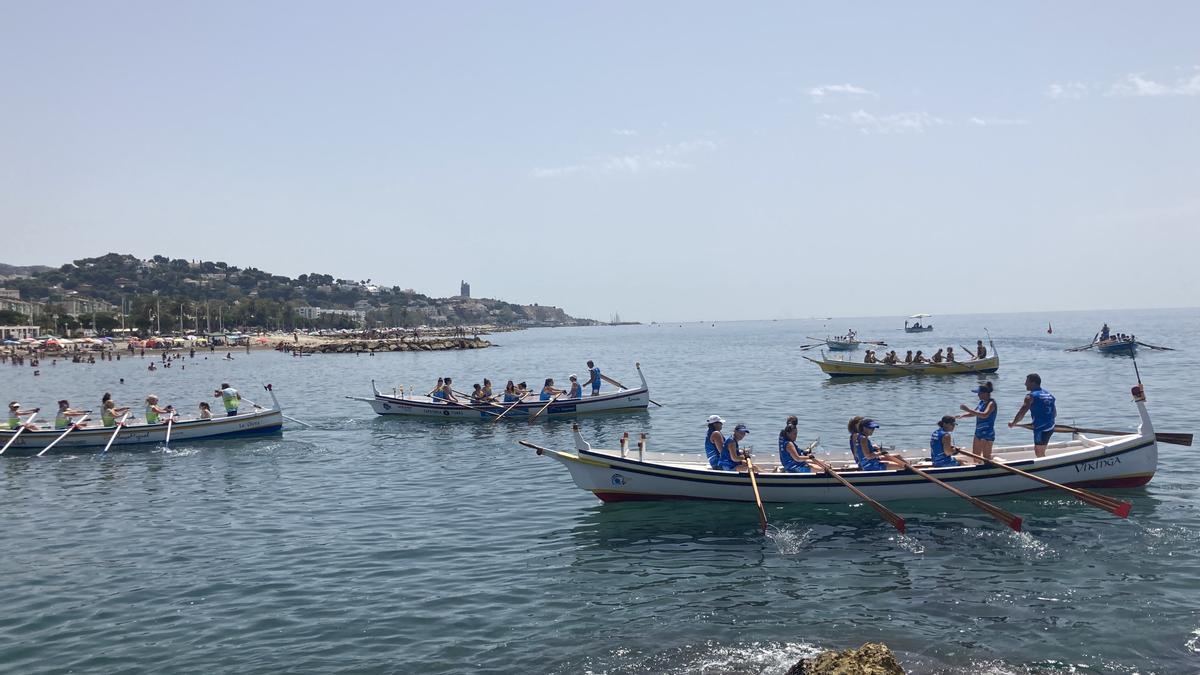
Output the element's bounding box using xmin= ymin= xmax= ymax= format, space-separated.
xmin=704 ymin=415 xmax=726 ymax=469
xmin=566 ymin=374 xmax=583 ymax=399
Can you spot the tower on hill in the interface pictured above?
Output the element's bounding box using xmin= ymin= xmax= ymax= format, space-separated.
xmin=460 ymin=280 xmax=470 ymax=298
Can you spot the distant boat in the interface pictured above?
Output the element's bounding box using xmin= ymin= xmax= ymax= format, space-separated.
xmin=905 ymin=314 xmax=934 ymax=333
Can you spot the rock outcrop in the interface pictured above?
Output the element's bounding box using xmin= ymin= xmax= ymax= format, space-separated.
xmin=785 ymin=643 xmax=904 ymax=675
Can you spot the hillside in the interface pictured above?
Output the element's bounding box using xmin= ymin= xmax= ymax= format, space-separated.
xmin=1 ymin=253 xmax=595 ymax=333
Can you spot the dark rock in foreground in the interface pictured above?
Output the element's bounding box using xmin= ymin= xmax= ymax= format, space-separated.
xmin=786 ymin=643 xmax=904 ymax=675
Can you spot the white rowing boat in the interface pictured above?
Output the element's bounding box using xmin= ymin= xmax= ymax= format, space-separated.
xmin=532 ymin=388 xmax=1155 ymax=504
xmin=350 ymin=364 xmax=651 ymax=420
xmin=0 ymin=387 xmax=284 ymax=456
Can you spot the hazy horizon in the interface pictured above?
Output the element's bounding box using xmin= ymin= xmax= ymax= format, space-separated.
xmin=2 ymin=2 xmax=1197 ymax=322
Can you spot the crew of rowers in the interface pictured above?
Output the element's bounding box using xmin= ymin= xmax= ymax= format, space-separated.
xmin=863 ymin=340 xmax=987 ymax=365
xmin=1098 ymin=324 xmax=1135 ymax=343
xmin=428 ymin=361 xmax=604 ymax=404
xmin=5 ymin=383 xmax=244 ymax=432
xmin=703 ymin=372 xmax=1057 ymax=473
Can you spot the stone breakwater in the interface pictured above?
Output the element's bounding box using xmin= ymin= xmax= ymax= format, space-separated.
xmin=273 ymin=337 xmax=491 ymax=354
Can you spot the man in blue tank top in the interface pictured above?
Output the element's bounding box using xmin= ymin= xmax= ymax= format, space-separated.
xmin=584 ymin=360 xmax=601 ymax=396
xmin=1009 ymin=373 xmax=1057 ymax=457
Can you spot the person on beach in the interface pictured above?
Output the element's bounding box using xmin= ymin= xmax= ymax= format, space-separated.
xmin=849 ymin=417 xmax=905 ymax=471
xmin=1009 ymin=373 xmax=1056 ymax=457
xmin=214 ymin=383 xmax=241 ymax=416
xmin=583 ymin=361 xmax=602 ymax=396
xmin=54 ymin=400 xmax=88 ymax=429
xmin=145 ymin=396 xmax=171 ymax=424
xmin=930 ymin=415 xmax=966 ymax=467
xmin=7 ymin=402 xmax=40 ymax=431
xmin=779 ymin=423 xmax=815 ymax=473
xmin=705 ymin=416 xmax=726 ymax=469
xmin=566 ymin=375 xmax=583 ymax=399
xmin=958 ymin=381 xmax=997 ymax=459
xmin=198 ymin=401 xmax=213 ymax=420
xmin=720 ymin=423 xmax=756 ymax=473
xmin=539 ymin=378 xmax=564 ymax=401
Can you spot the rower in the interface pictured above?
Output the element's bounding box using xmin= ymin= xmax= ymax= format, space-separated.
xmin=566 ymin=375 xmax=583 ymax=399
xmin=539 ymin=378 xmax=564 ymax=401
xmin=705 ymin=415 xmax=726 ymax=469
xmin=931 ymin=348 xmax=945 ymax=363
xmin=913 ymin=350 xmax=928 ymax=364
xmin=1008 ymin=373 xmax=1057 ymax=458
xmin=429 ymin=378 xmax=445 ymax=398
xmin=145 ymin=395 xmax=171 ymax=424
xmin=100 ymin=399 xmax=130 ymax=427
xmin=720 ymin=423 xmax=755 ymax=473
xmin=7 ymin=401 xmax=39 ymax=431
xmin=863 ymin=350 xmax=877 ymax=364
xmin=214 ymin=383 xmax=241 ymax=416
xmin=470 ymin=384 xmax=486 ymax=401
xmin=958 ymin=381 xmax=997 ymax=459
xmin=198 ymin=401 xmax=213 ymax=420
xmin=583 ymin=360 xmax=602 ymax=396
xmin=945 ymin=347 xmax=955 ymax=362
xmin=849 ymin=417 xmax=905 ymax=470
xmin=930 ymin=415 xmax=965 ymax=467
xmin=441 ymin=377 xmax=457 ymax=402
xmin=54 ymin=400 xmax=88 ymax=430
xmin=975 ymin=340 xmax=987 ymax=359
xmin=779 ymin=423 xmax=814 ymax=473
xmin=903 ymin=350 xmax=914 ymax=364
xmin=502 ymin=381 xmax=520 ymax=403
xmin=481 ymin=379 xmax=494 ymax=401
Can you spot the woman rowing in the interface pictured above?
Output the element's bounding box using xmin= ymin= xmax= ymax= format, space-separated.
xmin=958 ymin=381 xmax=997 ymax=459
xmin=502 ymin=381 xmax=520 ymax=403
xmin=470 ymin=384 xmax=486 ymax=402
xmin=945 ymin=347 xmax=955 ymax=362
xmin=931 ymin=348 xmax=945 ymax=363
xmin=145 ymin=395 xmax=171 ymax=424
xmin=778 ymin=423 xmax=817 ymax=473
xmin=100 ymin=399 xmax=130 ymax=427
xmin=913 ymin=350 xmax=928 ymax=364
xmin=848 ymin=417 xmax=905 ymax=471
xmin=566 ymin=375 xmax=584 ymax=399
xmin=930 ymin=415 xmax=966 ymax=467
xmin=7 ymin=401 xmax=39 ymax=431
xmin=539 ymin=378 xmax=565 ymax=401
xmin=54 ymin=400 xmax=88 ymax=429
xmin=481 ymin=379 xmax=494 ymax=401
xmin=975 ymin=340 xmax=987 ymax=359
xmin=705 ymin=415 xmax=726 ymax=469
xmin=903 ymin=350 xmax=914 ymax=364
xmin=720 ymin=423 xmax=756 ymax=473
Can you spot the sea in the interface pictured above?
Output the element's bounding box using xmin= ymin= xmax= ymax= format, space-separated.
xmin=1 ymin=308 xmax=1198 ymax=674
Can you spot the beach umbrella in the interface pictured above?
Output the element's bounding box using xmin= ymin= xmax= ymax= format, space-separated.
xmin=255 ymin=336 xmax=269 ymax=344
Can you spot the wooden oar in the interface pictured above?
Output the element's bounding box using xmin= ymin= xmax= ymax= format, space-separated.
xmin=0 ymin=412 xmax=37 ymax=455
xmin=491 ymin=395 xmax=527 ymax=424
xmin=893 ymin=455 xmax=1023 ymax=531
xmin=98 ymin=413 xmax=130 ymax=456
xmin=528 ymin=393 xmax=562 ymax=422
xmin=1014 ymin=422 xmax=1190 ymax=447
xmin=741 ymin=452 xmax=769 ymax=533
xmin=38 ymin=415 xmax=91 ymax=457
xmin=600 ymin=374 xmax=662 ymax=407
xmin=164 ymin=414 xmax=175 ymax=449
xmin=956 ymin=448 xmax=1131 ymax=517
xmin=1135 ymin=341 xmax=1175 ymax=351
xmin=806 ymin=453 xmax=906 ymax=534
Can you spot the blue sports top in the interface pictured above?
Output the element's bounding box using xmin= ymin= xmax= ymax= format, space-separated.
xmin=722 ymin=436 xmax=741 ymax=467
xmin=1028 ymin=388 xmax=1056 ymax=432
xmin=779 ymin=437 xmax=810 ymax=472
xmin=849 ymin=433 xmax=865 ymax=466
xmin=590 ymin=367 xmax=601 ymax=388
xmin=568 ymin=383 xmax=582 ymax=398
xmin=705 ymin=431 xmax=725 ymax=468
xmin=930 ymin=428 xmax=956 ymax=466
xmin=974 ymin=399 xmax=997 ymax=437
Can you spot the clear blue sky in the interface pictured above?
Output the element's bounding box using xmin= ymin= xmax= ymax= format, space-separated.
xmin=1 ymin=2 xmax=1197 ymax=322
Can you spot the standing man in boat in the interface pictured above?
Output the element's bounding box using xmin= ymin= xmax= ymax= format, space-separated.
xmin=214 ymin=383 xmax=241 ymax=417
xmin=582 ymin=361 xmax=602 ymax=396
xmin=1009 ymin=373 xmax=1056 ymax=458
xmin=958 ymin=381 xmax=997 ymax=460
xmin=1100 ymin=323 xmax=1111 ymax=341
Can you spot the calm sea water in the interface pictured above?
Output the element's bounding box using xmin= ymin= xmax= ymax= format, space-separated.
xmin=2 ymin=309 xmax=1198 ymax=674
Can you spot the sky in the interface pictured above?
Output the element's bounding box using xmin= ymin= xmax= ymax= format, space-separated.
xmin=1 ymin=2 xmax=1197 ymax=322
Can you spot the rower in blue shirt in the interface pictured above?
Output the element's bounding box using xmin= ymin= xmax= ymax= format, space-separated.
xmin=584 ymin=361 xmax=602 ymax=396
xmin=958 ymin=381 xmax=998 ymax=460
xmin=566 ymin=375 xmax=583 ymax=399
xmin=720 ymin=423 xmax=755 ymax=473
xmin=704 ymin=415 xmax=726 ymax=469
xmin=849 ymin=417 xmax=906 ymax=471
xmin=779 ymin=422 xmax=813 ymax=473
xmin=1009 ymin=373 xmax=1057 ymax=457
xmin=930 ymin=415 xmax=965 ymax=467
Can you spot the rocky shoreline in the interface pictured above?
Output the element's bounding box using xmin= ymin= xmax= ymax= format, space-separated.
xmin=273 ymin=336 xmax=492 ymax=354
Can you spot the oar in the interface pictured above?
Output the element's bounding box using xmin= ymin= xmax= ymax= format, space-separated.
xmin=440 ymin=395 xmax=503 ymax=418
xmin=599 ymin=374 xmax=662 ymax=407
xmin=0 ymin=412 xmax=37 ymax=455
xmin=956 ymin=448 xmax=1131 ymax=517
xmin=893 ymin=455 xmax=1023 ymax=531
xmin=1066 ymin=333 xmax=1100 ymax=352
xmin=453 ymin=389 xmax=504 ymax=408
xmin=37 ymin=415 xmax=91 ymax=457
xmin=741 ymin=452 xmax=769 ymax=533
xmin=1135 ymin=341 xmax=1175 ymax=351
xmin=491 ymin=395 xmax=527 ymax=424
xmin=242 ymin=397 xmax=313 ymax=428
xmin=164 ymin=414 xmax=175 ymax=449
xmin=99 ymin=412 xmax=131 ymax=456
xmin=528 ymin=393 xmax=562 ymax=422
xmin=1014 ymin=422 xmax=1190 ymax=447
xmin=806 ymin=451 xmax=906 ymax=534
